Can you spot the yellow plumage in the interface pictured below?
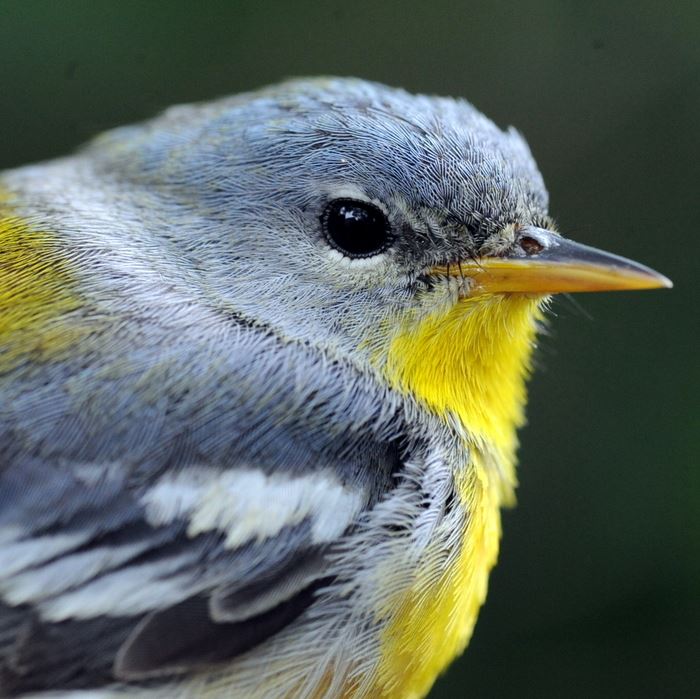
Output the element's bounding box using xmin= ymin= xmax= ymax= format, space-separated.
xmin=375 ymin=294 xmax=544 ymax=697
xmin=0 ymin=195 xmax=88 ymax=371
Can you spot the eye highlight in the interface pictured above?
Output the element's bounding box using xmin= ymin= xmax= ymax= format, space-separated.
xmin=321 ymin=199 xmax=392 ymax=258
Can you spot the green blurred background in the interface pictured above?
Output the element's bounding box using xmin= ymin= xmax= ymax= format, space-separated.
xmin=1 ymin=1 xmax=697 ymax=697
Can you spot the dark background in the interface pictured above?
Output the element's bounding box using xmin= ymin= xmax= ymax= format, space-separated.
xmin=1 ymin=1 xmax=697 ymax=697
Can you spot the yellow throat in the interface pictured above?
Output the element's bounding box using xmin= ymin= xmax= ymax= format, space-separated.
xmin=386 ymin=293 xmax=544 ymax=498
xmin=376 ymin=292 xmax=544 ymax=698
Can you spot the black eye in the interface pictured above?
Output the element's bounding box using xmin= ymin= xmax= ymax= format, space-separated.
xmin=321 ymin=199 xmax=392 ymax=258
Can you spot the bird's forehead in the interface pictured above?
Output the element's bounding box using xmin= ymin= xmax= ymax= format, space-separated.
xmin=262 ymin=81 xmax=549 ymax=225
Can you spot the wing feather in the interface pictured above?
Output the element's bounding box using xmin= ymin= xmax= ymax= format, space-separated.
xmin=0 ymin=458 xmax=360 ymax=693
xmin=0 ymin=308 xmax=408 ymax=693
xmin=114 ymin=583 xmax=324 ymax=680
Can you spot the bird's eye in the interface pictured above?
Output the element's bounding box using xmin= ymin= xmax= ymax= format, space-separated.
xmin=321 ymin=199 xmax=392 ymax=258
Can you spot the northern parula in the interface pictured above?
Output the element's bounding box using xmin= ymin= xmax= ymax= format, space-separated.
xmin=0 ymin=78 xmax=670 ymax=698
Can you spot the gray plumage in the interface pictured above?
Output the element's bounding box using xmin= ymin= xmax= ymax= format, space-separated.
xmin=0 ymin=78 xmax=551 ymax=697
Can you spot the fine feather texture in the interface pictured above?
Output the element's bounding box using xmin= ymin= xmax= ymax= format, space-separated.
xmin=0 ymin=77 xmax=553 ymax=697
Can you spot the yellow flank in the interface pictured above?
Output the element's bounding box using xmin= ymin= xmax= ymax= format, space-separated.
xmin=0 ymin=188 xmax=86 ymax=371
xmin=376 ymin=292 xmax=545 ymax=698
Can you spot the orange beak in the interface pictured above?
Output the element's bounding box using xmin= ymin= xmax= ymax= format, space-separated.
xmin=431 ymin=226 xmax=672 ymax=294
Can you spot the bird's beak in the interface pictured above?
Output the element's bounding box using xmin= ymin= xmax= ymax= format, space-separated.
xmin=434 ymin=226 xmax=672 ymax=294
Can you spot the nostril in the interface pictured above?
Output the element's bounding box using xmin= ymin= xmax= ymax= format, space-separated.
xmin=519 ymin=235 xmax=545 ymax=255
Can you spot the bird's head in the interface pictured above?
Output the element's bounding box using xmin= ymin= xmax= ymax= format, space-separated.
xmin=93 ymin=78 xmax=670 ymax=490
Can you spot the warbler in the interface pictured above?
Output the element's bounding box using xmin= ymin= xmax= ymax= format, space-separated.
xmin=0 ymin=78 xmax=670 ymax=699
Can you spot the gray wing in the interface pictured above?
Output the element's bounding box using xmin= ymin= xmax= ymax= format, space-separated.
xmin=0 ymin=323 xmax=407 ymax=694
xmin=0 ymin=456 xmax=332 ymax=693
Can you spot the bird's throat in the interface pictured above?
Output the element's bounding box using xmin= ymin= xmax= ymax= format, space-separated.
xmin=372 ymin=293 xmax=544 ymax=697
xmin=384 ymin=293 xmax=544 ymax=501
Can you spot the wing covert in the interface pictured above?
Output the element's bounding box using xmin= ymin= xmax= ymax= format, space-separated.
xmin=0 ymin=455 xmax=368 ymax=693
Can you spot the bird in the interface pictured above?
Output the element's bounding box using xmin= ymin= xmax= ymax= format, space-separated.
xmin=0 ymin=78 xmax=671 ymax=699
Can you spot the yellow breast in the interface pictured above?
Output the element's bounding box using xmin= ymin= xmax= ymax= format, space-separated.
xmin=374 ymin=293 xmax=544 ymax=698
